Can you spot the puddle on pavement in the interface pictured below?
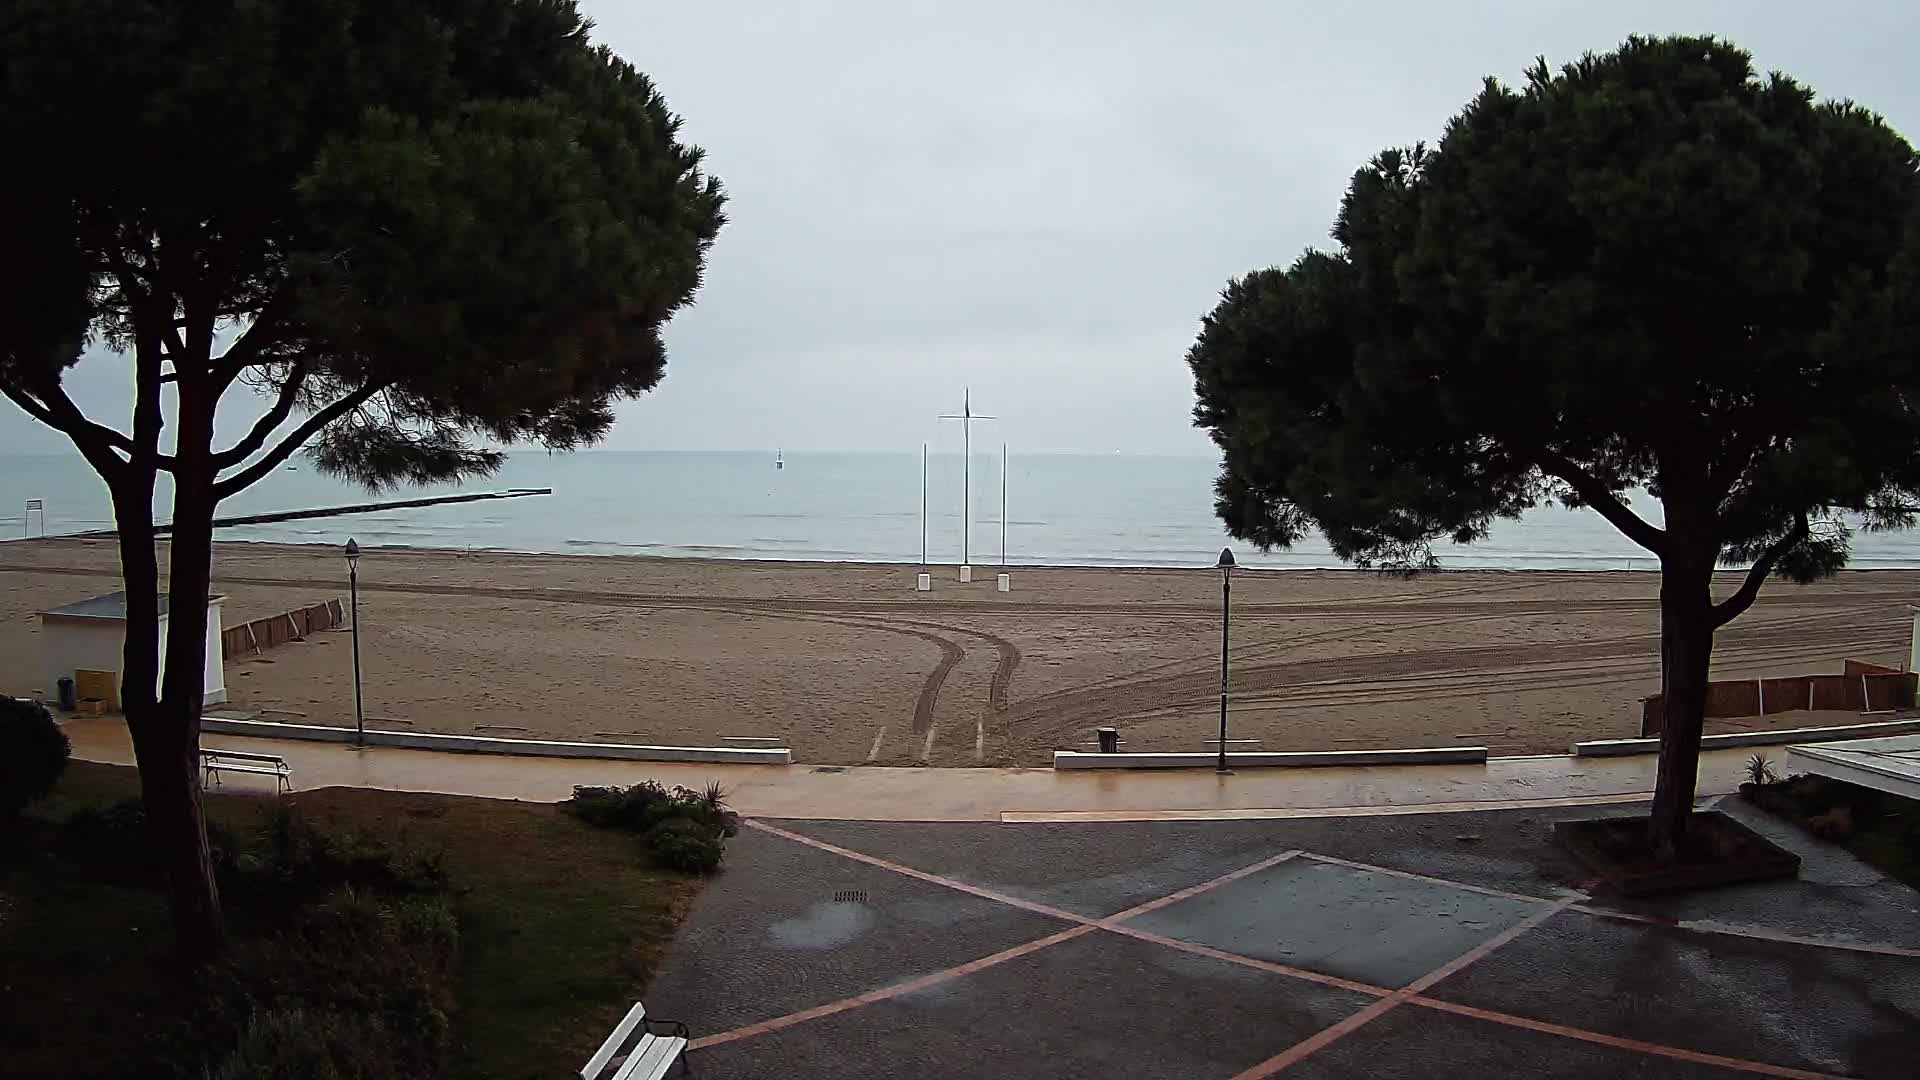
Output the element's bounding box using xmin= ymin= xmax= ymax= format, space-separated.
xmin=768 ymin=900 xmax=877 ymax=950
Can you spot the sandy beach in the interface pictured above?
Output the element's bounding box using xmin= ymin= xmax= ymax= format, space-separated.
xmin=2 ymin=538 xmax=1914 ymax=766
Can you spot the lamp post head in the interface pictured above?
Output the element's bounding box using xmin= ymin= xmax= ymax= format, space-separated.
xmin=345 ymin=538 xmax=360 ymax=566
xmin=1216 ymin=547 xmax=1235 ymax=572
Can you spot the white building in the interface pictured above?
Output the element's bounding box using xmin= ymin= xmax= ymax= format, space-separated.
xmin=38 ymin=591 xmax=227 ymax=708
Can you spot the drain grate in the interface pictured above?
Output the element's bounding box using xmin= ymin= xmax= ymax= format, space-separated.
xmin=832 ymin=890 xmax=869 ymax=904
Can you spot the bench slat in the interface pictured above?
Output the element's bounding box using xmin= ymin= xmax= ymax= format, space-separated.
xmin=612 ymin=1035 xmax=684 ymax=1080
xmin=203 ymin=750 xmax=289 ymax=766
xmin=580 ymin=1002 xmax=648 ymax=1080
xmin=209 ymin=763 xmax=284 ymax=776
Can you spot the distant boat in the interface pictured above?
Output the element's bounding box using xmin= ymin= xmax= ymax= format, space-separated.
xmin=775 ymin=449 xmax=784 ymax=470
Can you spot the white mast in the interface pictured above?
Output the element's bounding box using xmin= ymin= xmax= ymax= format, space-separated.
xmin=1000 ymin=442 xmax=1008 ymax=566
xmin=938 ymin=389 xmax=995 ymax=570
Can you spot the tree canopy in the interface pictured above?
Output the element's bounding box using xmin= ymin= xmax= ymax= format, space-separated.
xmin=0 ymin=0 xmax=725 ymax=950
xmin=1188 ymin=35 xmax=1920 ymax=852
xmin=1 ymin=0 xmax=724 ymax=490
xmin=1196 ymin=36 xmax=1920 ymax=584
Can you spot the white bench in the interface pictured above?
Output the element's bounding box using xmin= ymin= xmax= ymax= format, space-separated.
xmin=201 ymin=748 xmax=293 ymax=795
xmin=581 ymin=1001 xmax=690 ymax=1080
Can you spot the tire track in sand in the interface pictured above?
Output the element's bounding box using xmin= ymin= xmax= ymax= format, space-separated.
xmin=1 ymin=560 xmax=1001 ymax=760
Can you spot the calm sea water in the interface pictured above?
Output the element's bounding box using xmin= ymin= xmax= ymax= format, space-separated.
xmin=5 ymin=449 xmax=1920 ymax=571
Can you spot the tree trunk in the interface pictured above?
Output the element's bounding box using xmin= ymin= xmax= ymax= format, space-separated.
xmin=1648 ymin=553 xmax=1716 ymax=860
xmin=111 ymin=478 xmax=225 ymax=952
xmin=152 ymin=375 xmax=226 ymax=954
xmin=128 ymin=697 xmax=223 ymax=952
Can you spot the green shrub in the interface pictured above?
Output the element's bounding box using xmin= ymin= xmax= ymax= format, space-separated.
xmin=61 ymin=799 xmax=446 ymax=908
xmin=564 ymin=781 xmax=673 ymax=831
xmin=192 ymin=889 xmax=459 ymax=1079
xmin=61 ymin=798 xmax=154 ymax=876
xmin=644 ymin=817 xmax=725 ymax=874
xmin=203 ymin=1008 xmax=395 ymax=1080
xmin=222 ymin=806 xmax=447 ymax=909
xmin=565 ymin=781 xmax=737 ymax=835
xmin=566 ymin=781 xmax=735 ymax=872
xmin=0 ymin=696 xmax=70 ymax=821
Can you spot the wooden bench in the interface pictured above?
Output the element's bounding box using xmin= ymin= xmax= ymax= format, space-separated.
xmin=201 ymin=748 xmax=293 ymax=795
xmin=581 ymin=1001 xmax=690 ymax=1080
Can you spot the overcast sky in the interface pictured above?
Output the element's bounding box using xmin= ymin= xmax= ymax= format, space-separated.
xmin=7 ymin=0 xmax=1916 ymax=456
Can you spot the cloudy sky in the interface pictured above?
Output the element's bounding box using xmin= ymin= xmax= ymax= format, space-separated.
xmin=6 ymin=0 xmax=1916 ymax=456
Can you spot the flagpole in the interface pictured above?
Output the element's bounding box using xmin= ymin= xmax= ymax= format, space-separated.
xmin=938 ymin=389 xmax=995 ymax=576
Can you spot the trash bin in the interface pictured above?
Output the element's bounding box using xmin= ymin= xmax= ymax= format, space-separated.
xmin=56 ymin=676 xmax=76 ymax=712
xmin=1096 ymin=727 xmax=1119 ymax=753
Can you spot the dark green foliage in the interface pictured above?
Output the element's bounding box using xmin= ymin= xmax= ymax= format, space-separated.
xmin=1188 ymin=35 xmax=1920 ymax=847
xmin=0 ymin=0 xmax=724 ymax=944
xmin=221 ymin=805 xmax=449 ymax=909
xmin=60 ymin=798 xmax=166 ymax=880
xmin=643 ymin=817 xmax=726 ymax=875
xmin=62 ymin=799 xmax=445 ymax=905
xmin=0 ymin=697 xmax=70 ymax=821
xmin=1191 ymin=35 xmax=1920 ymax=576
xmin=202 ymin=1008 xmax=397 ymax=1080
xmin=196 ymin=891 xmax=460 ymax=1080
xmin=564 ymin=781 xmax=735 ymax=870
xmin=0 ymin=0 xmax=726 ymax=488
xmin=565 ymin=781 xmax=737 ymax=836
xmin=55 ymin=799 xmax=460 ymax=1075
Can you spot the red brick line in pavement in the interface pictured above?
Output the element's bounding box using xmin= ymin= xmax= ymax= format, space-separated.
xmin=1409 ymin=999 xmax=1846 ymax=1080
xmin=688 ymin=924 xmax=1100 ymax=1051
xmin=693 ymin=829 xmax=1305 ymax=1051
xmin=1230 ymin=897 xmax=1581 ymax=1079
xmin=710 ymin=820 xmax=1860 ymax=1078
xmin=1299 ymin=851 xmax=1920 ymax=960
xmin=744 ymin=819 xmax=1090 ymax=924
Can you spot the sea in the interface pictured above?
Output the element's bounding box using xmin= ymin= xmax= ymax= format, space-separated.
xmin=5 ymin=449 xmax=1920 ymax=572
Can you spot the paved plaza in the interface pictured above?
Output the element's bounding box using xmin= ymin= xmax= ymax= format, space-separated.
xmin=647 ymin=800 xmax=1920 ymax=1079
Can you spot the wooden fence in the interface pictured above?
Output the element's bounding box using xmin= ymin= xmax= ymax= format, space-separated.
xmin=1640 ymin=659 xmax=1916 ymax=736
xmin=222 ymin=599 xmax=345 ymax=658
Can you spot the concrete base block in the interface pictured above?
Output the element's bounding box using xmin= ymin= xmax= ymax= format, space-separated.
xmin=200 ymin=716 xmax=792 ymax=764
xmin=959 ymin=565 xmax=972 ymax=583
xmin=997 ymin=573 xmax=1010 ymax=592
xmin=1053 ymin=746 xmax=1488 ymax=770
xmin=916 ymin=572 xmax=931 ymax=592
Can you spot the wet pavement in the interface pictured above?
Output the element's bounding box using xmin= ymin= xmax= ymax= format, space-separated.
xmin=645 ymin=800 xmax=1920 ymax=1079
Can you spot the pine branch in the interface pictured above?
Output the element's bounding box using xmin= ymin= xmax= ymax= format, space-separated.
xmin=1537 ymin=450 xmax=1666 ymax=556
xmin=1713 ymin=513 xmax=1809 ymax=628
xmin=212 ymin=382 xmax=385 ymax=499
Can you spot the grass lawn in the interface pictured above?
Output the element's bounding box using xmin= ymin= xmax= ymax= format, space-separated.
xmin=0 ymin=762 xmax=706 ymax=1080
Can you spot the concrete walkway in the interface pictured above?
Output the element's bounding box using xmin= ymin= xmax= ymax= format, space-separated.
xmin=647 ymin=803 xmax=1920 ymax=1078
xmin=65 ymin=716 xmax=1760 ymax=821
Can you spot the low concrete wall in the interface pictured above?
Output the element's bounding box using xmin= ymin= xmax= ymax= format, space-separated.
xmin=200 ymin=716 xmax=791 ymax=765
xmin=1053 ymin=746 xmax=1488 ymax=770
xmin=1574 ymin=717 xmax=1920 ymax=758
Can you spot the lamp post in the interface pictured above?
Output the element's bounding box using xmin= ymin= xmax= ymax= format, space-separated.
xmin=1216 ymin=546 xmax=1234 ymax=773
xmin=346 ymin=538 xmax=364 ymax=748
